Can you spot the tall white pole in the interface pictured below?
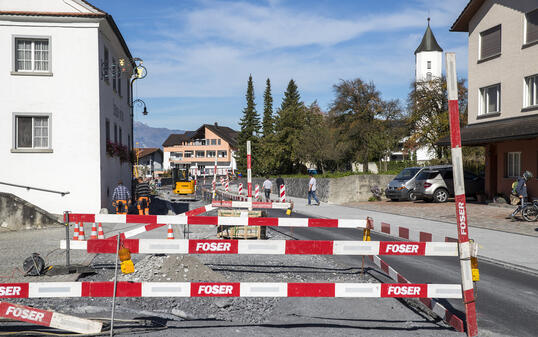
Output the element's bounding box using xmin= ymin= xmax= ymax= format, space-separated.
xmin=446 ymin=52 xmax=478 ymax=337
xmin=247 ymin=141 xmax=252 ymax=210
xmin=212 ymin=157 xmax=217 ymax=199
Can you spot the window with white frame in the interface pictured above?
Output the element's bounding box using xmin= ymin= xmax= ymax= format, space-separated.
xmin=506 ymin=152 xmax=521 ymax=178
xmin=14 ymin=38 xmax=50 ymax=72
xmin=427 ymin=61 xmax=431 ymax=69
xmin=479 ymin=84 xmax=501 ymax=115
xmin=15 ymin=115 xmax=50 ymax=149
xmin=426 ymin=72 xmax=432 ymax=81
xmin=196 ymin=151 xmax=205 ymax=158
xmin=206 ymin=150 xmax=216 ymax=158
xmin=218 ymin=150 xmax=227 ymax=158
xmin=103 ymin=47 xmax=109 ymax=82
xmin=524 ymin=74 xmax=537 ymax=107
xmin=211 ymin=139 xmax=216 ymax=145
xmin=526 ymin=8 xmax=538 ymax=44
xmin=184 ymin=151 xmax=193 ymax=158
xmin=171 ymin=152 xmax=183 ymax=159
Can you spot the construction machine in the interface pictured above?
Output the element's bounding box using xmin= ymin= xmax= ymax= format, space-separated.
xmin=171 ymin=168 xmax=197 ymax=201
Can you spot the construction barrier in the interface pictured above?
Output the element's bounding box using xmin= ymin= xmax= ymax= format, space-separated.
xmin=254 ymin=184 xmax=260 ymax=200
xmin=280 ymin=185 xmax=286 ymax=202
xmin=0 ymin=301 xmax=102 ymax=334
xmin=238 ymin=183 xmax=243 ymax=195
xmin=61 ymin=239 xmax=458 ymax=256
xmin=212 ymin=200 xmax=292 ymax=210
xmin=0 ymin=282 xmax=461 ymax=299
xmin=66 ymin=213 xmax=369 ymax=228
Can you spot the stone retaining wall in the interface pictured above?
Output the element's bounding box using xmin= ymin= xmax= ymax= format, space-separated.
xmin=0 ymin=192 xmax=62 ymax=231
xmin=237 ymin=174 xmax=394 ymax=204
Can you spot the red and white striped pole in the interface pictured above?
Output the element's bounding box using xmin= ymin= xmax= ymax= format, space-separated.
xmin=446 ymin=52 xmax=478 ymax=337
xmin=254 ymin=184 xmax=260 ymax=200
xmin=238 ymin=183 xmax=243 ymax=195
xmin=225 ymin=180 xmax=229 ymax=192
xmin=212 ymin=158 xmax=217 ymax=199
xmin=246 ymin=140 xmax=253 ymax=210
xmin=280 ymin=185 xmax=286 ymax=202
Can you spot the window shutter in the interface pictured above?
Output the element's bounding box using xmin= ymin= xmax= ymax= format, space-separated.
xmin=480 ymin=25 xmax=501 ymax=59
xmin=527 ymin=9 xmax=538 ymax=43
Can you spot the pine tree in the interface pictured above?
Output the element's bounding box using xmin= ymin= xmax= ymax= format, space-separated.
xmin=236 ymin=75 xmax=261 ymax=172
xmin=262 ymin=78 xmax=274 ymax=137
xmin=274 ymin=79 xmax=306 ymax=173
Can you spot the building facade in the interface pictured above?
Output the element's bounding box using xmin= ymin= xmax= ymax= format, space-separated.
xmin=135 ymin=148 xmax=163 ymax=177
xmin=451 ymin=0 xmax=538 ymax=198
xmin=163 ymin=123 xmax=238 ymax=176
xmin=0 ymin=0 xmax=134 ymax=213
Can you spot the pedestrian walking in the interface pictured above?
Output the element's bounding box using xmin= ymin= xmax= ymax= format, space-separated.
xmin=276 ymin=176 xmax=284 ymax=191
xmin=263 ymin=176 xmax=272 ymax=202
xmin=111 ymin=181 xmax=131 ymax=214
xmin=308 ymin=173 xmax=320 ymax=206
xmin=508 ymin=170 xmax=533 ymax=221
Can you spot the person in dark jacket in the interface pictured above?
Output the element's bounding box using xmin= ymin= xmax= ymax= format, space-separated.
xmin=276 ymin=177 xmax=285 ymax=195
xmin=510 ymin=170 xmax=533 ymax=221
xmin=135 ymin=177 xmax=151 ymax=215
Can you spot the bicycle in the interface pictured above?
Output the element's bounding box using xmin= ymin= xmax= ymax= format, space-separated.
xmin=522 ymin=200 xmax=538 ymax=222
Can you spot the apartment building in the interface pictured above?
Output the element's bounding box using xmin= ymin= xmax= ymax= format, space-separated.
xmin=163 ymin=123 xmax=238 ymax=176
xmin=0 ymin=0 xmax=134 ymax=213
xmin=450 ymin=0 xmax=538 ymax=198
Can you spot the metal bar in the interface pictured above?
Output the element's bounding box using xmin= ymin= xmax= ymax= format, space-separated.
xmin=64 ymin=212 xmax=70 ymax=267
xmin=445 ymin=52 xmax=478 ymax=337
xmin=0 ymin=181 xmax=69 ymax=196
xmin=109 ymin=236 xmax=121 ymax=336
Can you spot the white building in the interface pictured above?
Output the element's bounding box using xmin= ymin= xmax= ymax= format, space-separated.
xmin=413 ymin=18 xmax=442 ymax=162
xmin=0 ymin=0 xmax=135 ymax=214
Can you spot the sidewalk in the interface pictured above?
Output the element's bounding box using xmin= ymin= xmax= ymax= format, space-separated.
xmin=271 ymin=193 xmax=538 ymax=273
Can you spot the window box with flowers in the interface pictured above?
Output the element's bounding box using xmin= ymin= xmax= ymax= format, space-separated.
xmin=106 ymin=140 xmax=131 ymax=163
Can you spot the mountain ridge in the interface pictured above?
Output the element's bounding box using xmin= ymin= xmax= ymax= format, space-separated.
xmin=134 ymin=122 xmax=185 ymax=148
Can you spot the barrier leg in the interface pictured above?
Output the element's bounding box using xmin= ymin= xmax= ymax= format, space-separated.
xmin=64 ymin=211 xmax=70 ymax=267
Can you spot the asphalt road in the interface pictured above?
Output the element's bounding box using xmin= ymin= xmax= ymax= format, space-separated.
xmin=270 ymin=209 xmax=538 ymax=337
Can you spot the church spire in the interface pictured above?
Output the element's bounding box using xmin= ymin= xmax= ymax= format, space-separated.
xmin=414 ymin=18 xmax=443 ymax=55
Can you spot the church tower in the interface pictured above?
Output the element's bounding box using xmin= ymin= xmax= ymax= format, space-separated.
xmin=415 ymin=18 xmax=443 ymax=82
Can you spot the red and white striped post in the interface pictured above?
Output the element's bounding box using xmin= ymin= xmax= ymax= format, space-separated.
xmin=254 ymin=184 xmax=260 ymax=200
xmin=212 ymin=158 xmax=217 ymax=199
xmin=280 ymin=185 xmax=286 ymax=202
xmin=225 ymin=180 xmax=230 ymax=192
xmin=246 ymin=141 xmax=252 ymax=203
xmin=238 ymin=183 xmax=243 ymax=195
xmin=446 ymin=52 xmax=478 ymax=337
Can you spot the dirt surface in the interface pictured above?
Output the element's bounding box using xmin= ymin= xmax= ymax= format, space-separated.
xmin=345 ymin=200 xmax=538 ymax=237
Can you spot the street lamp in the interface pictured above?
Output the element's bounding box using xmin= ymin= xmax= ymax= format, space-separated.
xmin=127 ymin=58 xmax=148 ymax=179
xmin=132 ymin=99 xmax=148 ymax=116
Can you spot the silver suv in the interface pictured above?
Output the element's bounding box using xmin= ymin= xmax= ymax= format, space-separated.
xmin=385 ymin=167 xmax=426 ymax=201
xmin=414 ymin=165 xmax=484 ymax=203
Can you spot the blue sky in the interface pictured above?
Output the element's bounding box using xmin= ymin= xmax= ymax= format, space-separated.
xmin=91 ymin=0 xmax=470 ymax=131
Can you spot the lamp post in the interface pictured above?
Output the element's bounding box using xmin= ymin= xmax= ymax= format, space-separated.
xmin=128 ymin=58 xmax=148 ymax=179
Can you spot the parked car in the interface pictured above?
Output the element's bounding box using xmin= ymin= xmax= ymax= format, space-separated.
xmin=385 ymin=167 xmax=427 ymax=201
xmin=414 ymin=165 xmax=484 ymax=203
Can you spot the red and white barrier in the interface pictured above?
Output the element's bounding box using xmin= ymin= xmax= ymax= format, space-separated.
xmin=212 ymin=200 xmax=292 ymax=210
xmin=61 ymin=239 xmax=458 ymax=256
xmin=371 ymin=222 xmax=457 ymax=243
xmin=67 ymin=214 xmax=368 ymax=228
xmin=368 ymin=254 xmax=464 ymax=332
xmin=0 ymin=301 xmax=102 ymax=334
xmin=446 ymin=52 xmax=477 ymax=337
xmin=225 ymin=181 xmax=229 ymax=192
xmin=280 ymin=185 xmax=286 ymax=202
xmin=238 ymin=183 xmax=243 ymax=195
xmin=0 ymin=282 xmax=461 ymax=299
xmin=254 ymin=184 xmax=260 ymax=200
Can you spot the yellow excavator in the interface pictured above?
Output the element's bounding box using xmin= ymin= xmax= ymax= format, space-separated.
xmin=171 ymin=168 xmax=197 ymax=201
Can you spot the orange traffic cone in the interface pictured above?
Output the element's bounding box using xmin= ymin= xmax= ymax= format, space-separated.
xmin=97 ymin=223 xmax=105 ymax=239
xmin=90 ymin=223 xmax=98 ymax=240
xmin=78 ymin=222 xmax=85 ymax=241
xmin=167 ymin=224 xmax=174 ymax=240
xmin=73 ymin=222 xmax=79 ymax=241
